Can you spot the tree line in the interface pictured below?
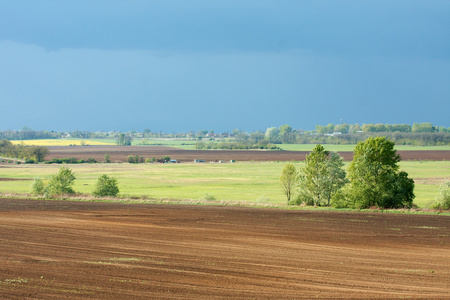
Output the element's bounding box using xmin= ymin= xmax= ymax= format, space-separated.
xmin=263 ymin=123 xmax=450 ymax=146
xmin=281 ymin=137 xmax=416 ymax=209
xmin=195 ymin=141 xmax=281 ymax=150
xmin=0 ymin=139 xmax=48 ymax=162
xmin=2 ymin=122 xmax=448 ymax=141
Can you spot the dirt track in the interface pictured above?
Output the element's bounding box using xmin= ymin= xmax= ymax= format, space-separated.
xmin=46 ymin=146 xmax=450 ymax=162
xmin=0 ymin=199 xmax=448 ymax=299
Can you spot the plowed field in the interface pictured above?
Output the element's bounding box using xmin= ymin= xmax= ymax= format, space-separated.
xmin=46 ymin=146 xmax=450 ymax=162
xmin=0 ymin=199 xmax=449 ymax=299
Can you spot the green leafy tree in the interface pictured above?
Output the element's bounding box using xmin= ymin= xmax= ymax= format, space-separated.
xmin=45 ymin=166 xmax=76 ymax=196
xmin=92 ymin=174 xmax=119 ymax=197
xmin=117 ymin=133 xmax=125 ymax=145
xmin=31 ymin=146 xmax=48 ymax=162
xmin=278 ymin=124 xmax=295 ymax=144
xmin=280 ymin=163 xmax=298 ymax=204
xmin=323 ymin=152 xmax=348 ymax=206
xmin=143 ymin=128 xmax=152 ymax=137
xmin=298 ymin=144 xmax=331 ymax=206
xmin=265 ymin=127 xmax=279 ymax=142
xmin=104 ymin=153 xmax=111 ymax=163
xmin=346 ymin=137 xmax=414 ymax=208
xmin=117 ymin=133 xmax=132 ymax=145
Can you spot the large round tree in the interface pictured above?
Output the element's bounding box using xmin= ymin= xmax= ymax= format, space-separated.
xmin=347 ymin=137 xmax=415 ymax=208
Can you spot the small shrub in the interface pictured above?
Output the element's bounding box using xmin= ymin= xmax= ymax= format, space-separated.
xmin=104 ymin=153 xmax=111 ymax=163
xmin=92 ymin=174 xmax=119 ymax=197
xmin=31 ymin=177 xmax=45 ymax=195
xmin=289 ymin=193 xmax=312 ymax=206
xmin=201 ymin=193 xmax=216 ymax=201
xmin=257 ymin=195 xmax=270 ymax=204
xmin=330 ymin=190 xmax=350 ymax=208
xmin=86 ymin=157 xmax=97 ymax=164
xmin=25 ymin=158 xmax=36 ymax=164
xmin=433 ymin=181 xmax=450 ymax=210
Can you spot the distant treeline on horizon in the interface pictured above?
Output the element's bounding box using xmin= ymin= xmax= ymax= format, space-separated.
xmin=1 ymin=122 xmax=449 ymax=147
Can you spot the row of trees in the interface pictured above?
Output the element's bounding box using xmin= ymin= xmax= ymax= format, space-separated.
xmin=315 ymin=122 xmax=446 ymax=134
xmin=0 ymin=139 xmax=48 ymax=162
xmin=263 ymin=124 xmax=450 ymax=146
xmin=127 ymin=155 xmax=171 ymax=163
xmin=32 ymin=167 xmax=119 ymax=197
xmin=195 ymin=141 xmax=281 ymax=150
xmin=281 ymin=137 xmax=415 ymax=209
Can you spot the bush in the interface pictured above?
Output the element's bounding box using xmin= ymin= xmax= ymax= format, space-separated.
xmin=31 ymin=177 xmax=45 ymax=195
xmin=25 ymin=158 xmax=36 ymax=164
xmin=433 ymin=181 xmax=450 ymax=210
xmin=289 ymin=193 xmax=312 ymax=206
xmin=48 ymin=157 xmax=78 ymax=164
xmin=201 ymin=193 xmax=216 ymax=201
xmin=45 ymin=166 xmax=76 ymax=196
xmin=257 ymin=195 xmax=270 ymax=204
xmin=104 ymin=153 xmax=111 ymax=163
xmin=330 ymin=190 xmax=350 ymax=208
xmin=86 ymin=157 xmax=97 ymax=164
xmin=92 ymin=174 xmax=119 ymax=197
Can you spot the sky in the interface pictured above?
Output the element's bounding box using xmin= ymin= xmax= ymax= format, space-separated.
xmin=0 ymin=0 xmax=449 ymax=132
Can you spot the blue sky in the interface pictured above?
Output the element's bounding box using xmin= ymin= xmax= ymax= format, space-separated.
xmin=0 ymin=0 xmax=449 ymax=132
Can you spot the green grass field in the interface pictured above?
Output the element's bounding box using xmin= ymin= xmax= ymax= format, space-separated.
xmin=0 ymin=161 xmax=448 ymax=208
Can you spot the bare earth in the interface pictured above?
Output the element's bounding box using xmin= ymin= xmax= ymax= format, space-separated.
xmin=0 ymin=199 xmax=448 ymax=299
xmin=46 ymin=146 xmax=450 ymax=162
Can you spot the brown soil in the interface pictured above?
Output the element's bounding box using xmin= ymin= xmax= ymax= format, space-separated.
xmin=46 ymin=146 xmax=450 ymax=162
xmin=0 ymin=199 xmax=448 ymax=299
